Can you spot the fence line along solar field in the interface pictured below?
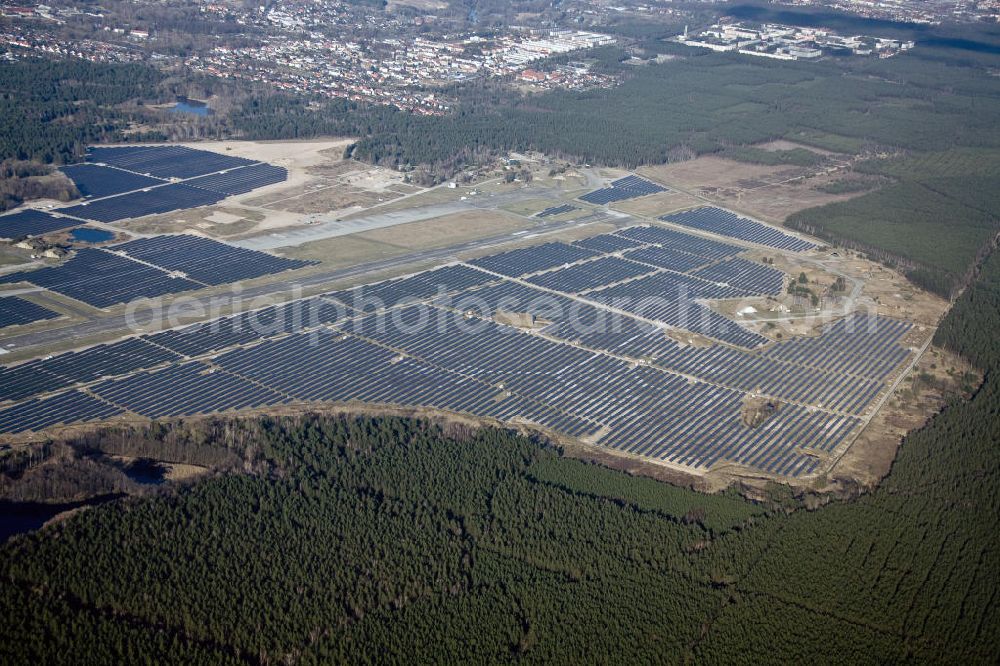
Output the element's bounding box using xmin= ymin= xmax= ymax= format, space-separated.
xmin=0 ymin=210 xmax=932 ymax=483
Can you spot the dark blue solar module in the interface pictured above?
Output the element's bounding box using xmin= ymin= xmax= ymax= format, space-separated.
xmin=536 ymin=204 xmax=578 ymax=218
xmin=0 ymin=248 xmax=202 ymax=308
xmin=0 ymin=390 xmax=123 ymax=434
xmin=186 ymin=163 xmax=288 ymax=196
xmin=661 ymin=207 xmax=816 ymax=252
xmin=579 ymin=175 xmax=666 ymax=205
xmin=59 ymin=164 xmax=166 ymax=199
xmin=87 ymin=145 xmax=257 ymax=180
xmin=0 ymin=296 xmax=59 ymax=328
xmin=571 ymin=233 xmax=643 ymax=254
xmin=468 ymin=242 xmax=600 ymax=277
xmin=59 ymin=184 xmax=226 ymax=223
xmin=112 ymin=235 xmax=315 ymax=285
xmin=0 ymin=209 xmax=78 ymax=239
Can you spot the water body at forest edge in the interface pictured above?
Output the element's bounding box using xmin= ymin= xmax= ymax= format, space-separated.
xmin=171 ymin=97 xmax=213 ymax=116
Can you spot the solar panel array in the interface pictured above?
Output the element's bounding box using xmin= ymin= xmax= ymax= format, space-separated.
xmin=468 ymin=242 xmax=599 ymax=277
xmin=0 ymin=296 xmax=59 ymax=328
xmin=326 ymin=265 xmax=497 ymax=313
xmin=0 ymin=235 xmax=315 ymax=308
xmin=0 ymin=210 xmax=918 ymax=481
xmin=0 ymin=390 xmax=123 ymax=434
xmin=112 ymin=235 xmax=314 ymax=285
xmin=691 ymin=257 xmax=785 ymax=296
xmin=572 ymin=233 xmax=643 ymax=254
xmin=60 ymin=184 xmax=226 ymax=223
xmin=87 ymin=146 xmax=256 ymax=179
xmin=617 ymin=225 xmax=742 ymax=260
xmin=185 ymin=163 xmax=288 ymax=196
xmin=0 ymin=210 xmax=78 ymax=239
xmin=526 ymin=256 xmax=656 ymax=293
xmin=536 ymin=204 xmax=578 ymax=218
xmin=622 ymin=246 xmax=711 ymax=273
xmin=91 ymin=363 xmax=288 ymax=419
xmin=0 ymin=248 xmax=202 ymax=308
xmin=60 ymin=164 xmax=165 ymax=199
xmin=661 ymin=207 xmax=816 ymax=252
xmin=579 ymin=175 xmax=667 ymax=205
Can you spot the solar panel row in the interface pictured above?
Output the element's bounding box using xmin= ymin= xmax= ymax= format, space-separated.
xmin=536 ymin=204 xmax=578 ymax=218
xmin=578 ymin=175 xmax=666 ymax=205
xmin=661 ymin=207 xmax=816 ymax=252
xmin=0 ymin=296 xmax=59 ymax=328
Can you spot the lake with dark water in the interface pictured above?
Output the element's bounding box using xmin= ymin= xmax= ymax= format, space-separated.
xmin=70 ymin=227 xmax=114 ymax=243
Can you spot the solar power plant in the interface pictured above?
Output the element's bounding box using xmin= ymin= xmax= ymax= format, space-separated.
xmin=622 ymin=245 xmax=712 ymax=273
xmin=0 ymin=248 xmax=202 ymax=308
xmin=0 ymin=209 xmax=78 ymax=239
xmin=185 ymin=163 xmax=288 ymax=196
xmin=59 ymin=164 xmax=166 ymax=199
xmin=0 ymin=296 xmax=59 ymax=328
xmin=525 ymin=256 xmax=657 ymax=293
xmin=87 ymin=145 xmax=257 ymax=180
xmin=59 ymin=184 xmax=226 ymax=223
xmin=325 ymin=264 xmax=498 ymax=312
xmin=578 ymin=175 xmax=667 ymax=205
xmin=691 ymin=257 xmax=785 ymax=296
xmin=91 ymin=362 xmax=289 ymax=419
xmin=572 ymin=233 xmax=643 ymax=254
xmin=0 ymin=390 xmax=123 ymax=434
xmin=535 ymin=204 xmax=578 ymax=218
xmin=468 ymin=242 xmax=600 ymax=277
xmin=661 ymin=207 xmax=816 ymax=252
xmin=111 ymin=234 xmax=315 ymax=285
xmin=616 ymin=225 xmax=742 ymax=260
xmin=0 ymin=227 xmax=921 ymax=480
